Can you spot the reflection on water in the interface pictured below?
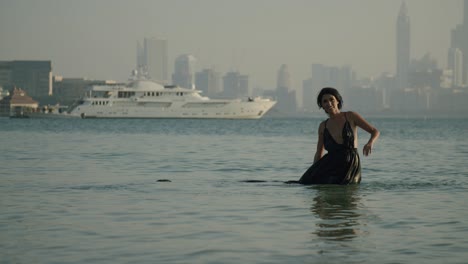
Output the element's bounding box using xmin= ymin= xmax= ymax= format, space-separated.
xmin=310 ymin=185 xmax=362 ymax=241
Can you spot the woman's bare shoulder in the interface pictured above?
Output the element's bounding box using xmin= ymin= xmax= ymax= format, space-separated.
xmin=346 ymin=111 xmax=363 ymax=120
xmin=346 ymin=111 xmax=360 ymax=126
xmin=318 ymin=120 xmax=326 ymax=133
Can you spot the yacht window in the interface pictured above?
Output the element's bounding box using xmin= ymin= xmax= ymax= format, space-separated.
xmin=118 ymin=91 xmax=135 ymax=98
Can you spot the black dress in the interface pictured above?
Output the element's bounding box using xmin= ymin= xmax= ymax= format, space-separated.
xmin=299 ymin=113 xmax=361 ymax=185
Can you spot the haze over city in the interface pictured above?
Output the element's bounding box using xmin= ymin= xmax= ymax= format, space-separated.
xmin=0 ymin=0 xmax=463 ymax=90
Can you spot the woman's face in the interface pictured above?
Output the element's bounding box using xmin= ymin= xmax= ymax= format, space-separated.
xmin=321 ymin=94 xmax=340 ymax=114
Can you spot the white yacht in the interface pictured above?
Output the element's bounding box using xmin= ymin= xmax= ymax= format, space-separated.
xmin=68 ymin=72 xmax=276 ymax=119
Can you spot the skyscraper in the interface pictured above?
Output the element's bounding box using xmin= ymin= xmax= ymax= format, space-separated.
xmin=196 ymin=68 xmax=221 ymax=97
xmin=222 ymin=71 xmax=249 ymax=99
xmin=137 ymin=37 xmax=168 ymax=84
xmin=449 ymin=0 xmax=468 ymax=86
xmin=396 ymin=1 xmax=411 ymax=90
xmin=277 ymin=64 xmax=291 ymax=91
xmin=172 ymin=54 xmax=196 ymax=89
xmin=448 ymin=48 xmax=463 ymax=87
xmin=275 ymin=64 xmax=296 ymax=115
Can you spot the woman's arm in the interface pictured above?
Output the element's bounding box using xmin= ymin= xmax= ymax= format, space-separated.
xmin=313 ymin=122 xmax=326 ymax=163
xmin=349 ymin=111 xmax=380 ymax=156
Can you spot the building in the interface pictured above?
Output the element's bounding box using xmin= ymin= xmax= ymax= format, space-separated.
xmin=195 ymin=68 xmax=221 ymax=97
xmin=275 ymin=64 xmax=297 ymax=115
xmin=396 ymin=1 xmax=411 ymax=89
xmin=375 ymin=73 xmax=396 ymax=109
xmin=277 ymin=64 xmax=291 ymax=90
xmin=0 ymin=87 xmax=39 ymax=116
xmin=302 ymin=64 xmax=355 ymax=113
xmin=53 ymin=76 xmax=117 ymax=105
xmin=0 ymin=62 xmax=12 ymax=86
xmin=448 ymin=47 xmax=464 ymax=87
xmin=222 ymin=71 xmax=249 ymax=99
xmin=137 ymin=37 xmax=168 ymax=84
xmin=172 ymin=54 xmax=196 ymax=89
xmin=406 ymin=53 xmax=441 ymax=90
xmin=0 ymin=60 xmax=52 ymax=99
xmin=449 ymin=0 xmax=468 ymax=86
xmin=0 ymin=86 xmax=8 ymax=101
xmin=346 ymin=86 xmax=383 ymax=114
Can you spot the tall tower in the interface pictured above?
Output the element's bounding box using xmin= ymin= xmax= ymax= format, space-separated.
xmin=137 ymin=37 xmax=168 ymax=84
xmin=276 ymin=64 xmax=291 ymax=91
xmin=222 ymin=71 xmax=249 ymax=99
xmin=448 ymin=48 xmax=464 ymax=87
xmin=449 ymin=0 xmax=468 ymax=86
xmin=172 ymin=54 xmax=196 ymax=89
xmin=195 ymin=68 xmax=221 ymax=97
xmin=463 ymin=0 xmax=468 ymax=85
xmin=396 ymin=1 xmax=410 ymax=89
xmin=275 ymin=64 xmax=297 ymax=115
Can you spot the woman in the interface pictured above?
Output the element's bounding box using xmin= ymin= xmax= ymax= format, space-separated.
xmin=298 ymin=87 xmax=379 ymax=185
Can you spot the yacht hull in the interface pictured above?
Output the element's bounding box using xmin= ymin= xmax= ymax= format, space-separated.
xmin=74 ymin=101 xmax=276 ymax=119
xmin=67 ymin=79 xmax=276 ymax=119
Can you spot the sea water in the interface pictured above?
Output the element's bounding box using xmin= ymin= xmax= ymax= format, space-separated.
xmin=1 ymin=117 xmax=467 ymax=264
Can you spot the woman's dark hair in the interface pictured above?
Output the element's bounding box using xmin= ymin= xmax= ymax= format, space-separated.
xmin=317 ymin=87 xmax=343 ymax=109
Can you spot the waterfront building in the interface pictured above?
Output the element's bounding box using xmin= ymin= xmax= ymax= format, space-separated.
xmin=0 ymin=60 xmax=52 ymax=99
xmin=0 ymin=86 xmax=8 ymax=101
xmin=53 ymin=76 xmax=117 ymax=106
xmin=0 ymin=87 xmax=39 ymax=116
xmin=0 ymin=62 xmax=12 ymax=86
xmin=396 ymin=1 xmax=411 ymax=90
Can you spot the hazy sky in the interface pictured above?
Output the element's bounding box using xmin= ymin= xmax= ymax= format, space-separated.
xmin=0 ymin=0 xmax=463 ymax=89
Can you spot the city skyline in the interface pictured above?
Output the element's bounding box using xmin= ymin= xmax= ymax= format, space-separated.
xmin=0 ymin=0 xmax=463 ymax=90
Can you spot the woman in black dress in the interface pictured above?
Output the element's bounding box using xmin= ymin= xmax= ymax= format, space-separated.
xmin=299 ymin=87 xmax=380 ymax=185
